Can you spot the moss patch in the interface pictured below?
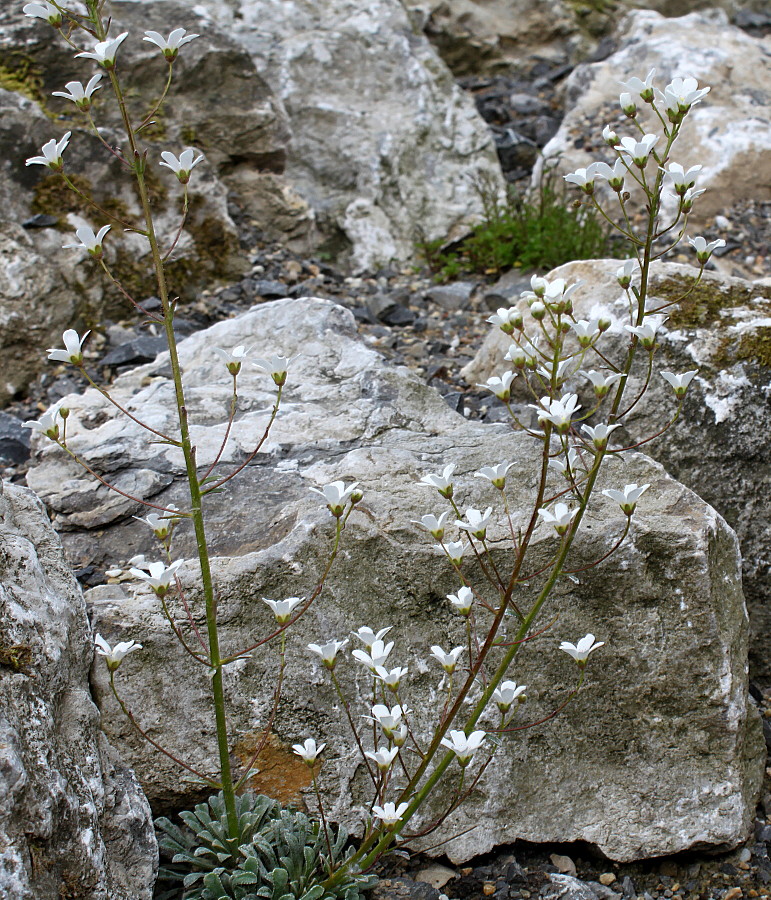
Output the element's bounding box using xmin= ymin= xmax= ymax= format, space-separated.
xmin=656 ymin=274 xmax=771 ymax=330
xmin=0 ymin=54 xmax=48 ymax=109
xmin=736 ymin=326 xmax=771 ymax=368
xmin=32 ymin=173 xmax=135 ymax=230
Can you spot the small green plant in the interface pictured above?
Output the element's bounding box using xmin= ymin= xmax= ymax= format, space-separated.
xmin=155 ymin=794 xmax=376 ymax=900
xmin=419 ymin=164 xmax=619 ymax=280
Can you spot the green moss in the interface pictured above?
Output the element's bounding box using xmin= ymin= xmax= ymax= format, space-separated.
xmin=658 ymin=275 xmax=771 ymax=330
xmin=0 ymin=55 xmax=49 ymax=109
xmin=735 ymin=326 xmax=771 ymax=368
xmin=0 ymin=642 xmax=33 ymax=674
xmin=32 ymin=173 xmax=135 ymax=229
xmin=180 ymin=125 xmax=199 ymax=146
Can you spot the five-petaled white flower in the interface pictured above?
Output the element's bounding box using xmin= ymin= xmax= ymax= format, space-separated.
xmin=23 ymin=2 xmax=62 ymax=24
xmin=564 ymin=164 xmax=600 ymax=193
xmin=365 ymin=704 xmax=408 ymax=739
xmin=537 ymin=502 xmax=578 ymax=536
xmin=477 ymin=371 xmax=517 ymax=401
xmin=412 ymin=511 xmax=451 ymax=540
xmin=94 ymin=633 xmax=142 ymax=672
xmin=583 ymin=370 xmax=623 ymax=398
xmin=352 ymin=639 xmax=394 ymax=672
xmin=130 ymin=559 xmax=183 ymax=595
xmin=22 ymin=407 xmax=61 ymax=440
xmin=310 ymin=480 xmax=360 ymax=517
xmin=457 ymin=506 xmax=493 ymax=541
xmin=76 ymin=33 xmax=129 ymax=69
xmin=26 ymin=131 xmax=71 ymax=170
xmin=602 ymin=483 xmax=650 ymax=515
xmin=143 ymin=28 xmax=199 ymax=61
xmin=444 ymin=540 xmax=467 ymax=566
xmin=591 ymin=159 xmax=626 ymax=191
xmin=688 ymin=235 xmax=725 ymax=263
xmin=548 ymin=448 xmax=583 ymax=478
xmin=559 ymin=633 xmax=605 ymax=666
xmin=440 ymin=730 xmax=486 ymax=766
xmin=292 ymin=737 xmax=325 ymax=764
xmin=665 ymin=162 xmax=702 ymax=195
xmin=47 ymin=328 xmax=90 ymax=365
xmin=487 ymin=307 xmax=523 ymax=333
xmin=372 ymin=801 xmax=409 ymax=828
xmin=159 ymin=148 xmax=204 ymax=185
xmin=134 ymin=510 xmax=177 ymax=539
xmin=352 ymin=626 xmax=393 ymax=648
xmin=571 ymin=319 xmax=601 ymax=348
xmin=447 ymin=585 xmax=474 ymax=617
xmin=419 ymin=464 xmax=456 ymax=498
xmin=62 ymin=224 xmax=111 ymax=258
xmin=431 ymin=645 xmax=464 ymax=674
xmin=531 ymin=393 xmax=581 ymax=434
xmin=619 ymin=134 xmax=658 ymax=167
xmin=660 ymin=369 xmax=698 ymax=397
xmin=308 ymin=638 xmax=349 ymax=669
xmin=213 ymin=344 xmax=251 ymax=376
xmin=624 ymin=314 xmax=667 ymax=349
xmin=366 ymin=745 xmax=399 ymax=772
xmin=374 ymin=665 xmax=408 ymax=691
xmin=264 ymin=596 xmax=304 ymax=624
xmin=581 ymin=422 xmax=622 ymax=451
xmin=475 ymin=461 xmax=513 ymax=490
xmin=659 ymin=76 xmax=710 ymax=115
xmin=681 ymin=187 xmax=706 ymax=211
xmin=492 ymin=680 xmax=527 ymax=712
xmin=52 ymin=74 xmax=103 ymax=110
xmin=620 ymin=68 xmax=656 ymax=101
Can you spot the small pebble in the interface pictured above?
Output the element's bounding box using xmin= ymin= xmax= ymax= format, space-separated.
xmin=483 ymin=882 xmax=496 ymax=895
xmin=600 ymin=874 xmax=617 ymax=886
xmin=724 ymin=889 xmax=743 ymax=900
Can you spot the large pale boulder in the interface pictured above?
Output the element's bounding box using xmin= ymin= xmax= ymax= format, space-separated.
xmin=24 ymin=298 xmax=764 ymax=862
xmin=0 ymin=481 xmax=156 ymax=900
xmin=538 ymin=9 xmax=771 ymax=225
xmin=463 ymin=259 xmax=771 ymax=683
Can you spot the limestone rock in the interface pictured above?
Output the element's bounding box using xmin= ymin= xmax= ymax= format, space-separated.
xmin=24 ymin=298 xmax=764 ymax=862
xmin=463 ymin=258 xmax=771 ymax=683
xmin=0 ymin=482 xmax=156 ymax=900
xmin=538 ymin=9 xmax=771 ymax=226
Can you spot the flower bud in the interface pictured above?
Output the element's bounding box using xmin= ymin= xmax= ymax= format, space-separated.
xmin=530 ymin=301 xmax=546 ymax=320
xmin=598 ymin=317 xmax=612 ymax=332
xmin=619 ymin=92 xmax=637 ymax=117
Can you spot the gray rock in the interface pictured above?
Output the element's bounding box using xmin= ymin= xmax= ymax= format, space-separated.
xmin=0 ymin=482 xmax=155 ymax=900
xmin=425 ymin=282 xmax=476 ymax=311
xmin=547 ymin=874 xmax=602 ymax=900
xmin=24 ymin=298 xmax=764 ymax=863
xmin=0 ymin=412 xmax=31 ymax=465
xmin=463 ymin=258 xmax=771 ymax=684
xmin=100 ymin=336 xmax=169 ymax=369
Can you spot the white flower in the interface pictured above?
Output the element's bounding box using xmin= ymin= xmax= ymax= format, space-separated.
xmin=352 ymin=639 xmax=394 ymax=672
xmin=352 ymin=626 xmax=393 ymax=649
xmin=616 ymin=259 xmax=637 ymax=288
xmin=548 ymin=448 xmax=583 ymax=477
xmin=477 ymin=371 xmax=517 ymax=401
xmin=492 ymin=680 xmax=527 ymax=712
xmin=62 ymin=224 xmax=110 ymax=258
xmin=52 ymin=74 xmax=102 ymax=110
xmin=602 ymin=483 xmax=650 ymax=515
xmin=292 ymin=737 xmax=325 ymax=764
xmin=412 ymin=511 xmax=451 ymax=540
xmin=475 ymin=461 xmax=513 ymax=490
xmin=570 ymin=319 xmax=600 ymax=348
xmin=25 ymin=131 xmax=71 ymax=170
xmin=559 ymin=633 xmax=605 ymax=666
xmin=159 ymin=148 xmax=204 ymax=184
xmin=447 ymin=585 xmax=474 ymax=617
xmin=133 ymin=510 xmax=177 ymax=539
xmin=619 ymin=91 xmax=636 ymax=115
xmin=581 ymin=422 xmax=622 ymax=450
xmin=22 ymin=407 xmax=61 ymax=439
xmin=487 ymin=307 xmax=523 ymax=333
xmin=431 ymin=645 xmax=464 ymax=674
xmin=310 ymin=480 xmax=360 ymax=517
xmin=529 ymin=273 xmax=548 ymax=296
xmin=591 ymin=159 xmax=626 ymax=190
xmin=660 ymin=369 xmax=698 ymax=397
xmin=688 ymin=235 xmax=725 ymax=263
xmin=681 ymin=187 xmax=706 ymax=211
xmin=308 ymin=638 xmax=349 ymax=669
xmin=263 ymin=596 xmax=304 ymax=624
xmin=47 ymin=328 xmax=90 ymax=365
xmin=564 ymin=164 xmax=600 ymax=193
xmin=624 ymin=314 xmax=667 ymax=349
xmin=620 ymin=69 xmax=656 ymax=100
xmin=372 ymin=801 xmax=409 ymax=828
xmin=602 ymin=124 xmax=620 ymax=146
xmin=419 ymin=464 xmax=456 ymax=498
xmin=530 ymin=393 xmax=581 ymax=434
xmin=457 ymin=507 xmax=493 ymax=541
xmin=583 ymin=370 xmax=623 ymax=399
xmin=366 ymin=704 xmax=408 ymax=739
xmin=440 ymin=730 xmax=486 ymax=766
xmin=665 ymin=162 xmax=702 ymax=195
xmin=619 ymin=134 xmax=658 ymax=167
xmin=23 ymin=2 xmax=62 ymax=24
xmin=536 ymin=359 xmax=573 ymax=385
xmin=542 ymin=278 xmax=581 ymax=309
xmin=252 ymin=353 xmax=292 ymax=386
xmin=76 ymin=33 xmax=129 ymax=69
xmin=659 ymin=76 xmax=710 ymax=114
xmin=143 ymin=28 xmax=199 ymax=60
xmin=444 ymin=540 xmax=467 ymax=566
xmin=94 ymin=633 xmax=142 ymax=671
xmin=366 ymin=745 xmax=399 ymax=772
xmin=374 ymin=665 xmax=408 ymax=691
xmin=537 ymin=502 xmax=578 ymax=536
xmin=130 ymin=559 xmax=183 ymax=595
xmin=213 ymin=344 xmax=251 ymax=376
